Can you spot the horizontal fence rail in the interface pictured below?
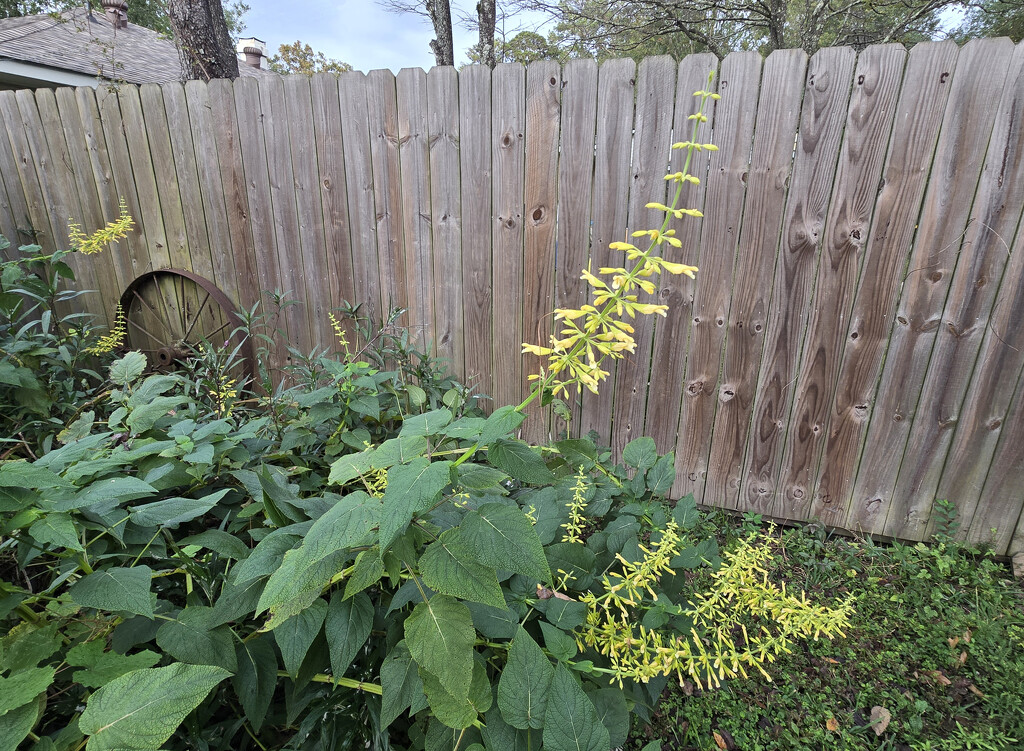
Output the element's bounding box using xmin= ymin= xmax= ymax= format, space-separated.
xmin=1 ymin=40 xmax=1023 ymax=554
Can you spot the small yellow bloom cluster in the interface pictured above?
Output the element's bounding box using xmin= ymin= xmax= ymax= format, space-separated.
xmin=578 ymin=529 xmax=853 ymax=690
xmin=210 ymin=376 xmax=238 ymax=416
xmin=329 ymin=312 xmax=351 ymax=356
xmin=85 ymin=304 xmax=126 ymax=355
xmin=521 ymin=81 xmax=717 ymax=401
xmin=67 ymin=199 xmax=134 ymax=255
xmin=363 ymin=467 xmax=388 ymax=498
xmin=561 ymin=466 xmax=590 ymax=543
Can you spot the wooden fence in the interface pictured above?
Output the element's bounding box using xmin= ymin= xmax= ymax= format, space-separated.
xmin=2 ymin=40 xmax=1024 ymax=555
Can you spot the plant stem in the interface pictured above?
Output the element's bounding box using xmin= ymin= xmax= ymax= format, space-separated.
xmin=275 ymin=670 xmax=382 ymax=694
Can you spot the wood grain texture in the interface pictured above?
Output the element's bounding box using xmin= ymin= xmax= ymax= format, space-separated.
xmin=257 ymin=74 xmax=313 ymax=356
xmin=458 ymin=65 xmax=492 ymax=397
xmin=848 ymin=38 xmax=1014 ymax=539
xmin=780 ymin=44 xmax=906 ymax=524
xmin=808 ymin=42 xmax=959 ymax=533
xmin=609 ymin=56 xmax=678 ymax=461
xmin=397 ymin=67 xmax=434 ymax=354
xmin=705 ymin=49 xmax=806 ymax=510
xmin=310 ymin=73 xmax=357 ymax=349
xmin=0 ymin=91 xmax=33 ymax=252
xmin=0 ymin=91 xmax=58 ymax=254
xmin=53 ymin=87 xmax=122 ymax=325
xmin=490 ymin=63 xmax=527 ymax=411
xmin=577 ymin=58 xmax=636 ymax=444
xmin=338 ymin=72 xmax=384 ymax=331
xmin=521 ymin=60 xmax=561 ymax=444
xmin=672 ymin=52 xmax=760 ymax=501
xmin=974 ymin=371 xmax=1024 ymax=555
xmin=645 ymin=53 xmax=718 ymax=455
xmin=366 ymin=69 xmax=408 ymax=329
xmin=740 ymin=47 xmax=857 ymax=516
xmin=425 ymin=66 xmax=464 ymax=379
xmin=283 ymin=74 xmax=331 ymax=351
xmin=905 ymin=41 xmax=1024 ymax=541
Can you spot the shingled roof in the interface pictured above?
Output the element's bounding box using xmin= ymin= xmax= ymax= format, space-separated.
xmin=0 ymin=7 xmax=268 ymax=88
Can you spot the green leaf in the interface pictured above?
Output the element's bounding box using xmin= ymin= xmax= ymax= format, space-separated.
xmin=0 ymin=622 xmax=61 ymax=673
xmin=179 ymin=530 xmax=251 ymax=560
xmin=129 ymin=489 xmax=231 ymax=529
xmin=79 ymin=663 xmax=230 ymax=750
xmin=672 ymin=493 xmax=699 ymax=530
xmin=488 ymin=440 xmax=555 ymax=485
xmin=404 ymin=595 xmax=475 ymax=700
xmin=554 ymin=439 xmax=597 ymax=471
xmin=481 ymin=706 xmax=541 ymax=751
xmin=542 ymin=664 xmax=610 ymax=751
xmin=539 ymin=622 xmax=578 ymax=661
xmin=647 ymin=453 xmax=676 ymax=496
xmin=274 ymin=599 xmax=327 ymax=676
xmin=344 ymin=549 xmax=385 ymax=599
xmin=28 ymin=512 xmax=83 ymax=551
xmin=497 ymin=627 xmax=553 ymax=730
xmin=372 ymin=434 xmax=430 ymax=468
xmin=622 ymin=437 xmax=657 ymax=472
xmin=605 ymin=515 xmax=640 ymax=555
xmin=326 ymin=591 xmax=374 ymax=680
xmin=588 ymin=687 xmax=629 ymax=748
xmin=419 ymin=531 xmax=505 ymax=608
xmin=231 ymin=531 xmax=301 ymax=584
xmin=456 ymin=503 xmax=551 ymax=583
xmin=381 ymin=641 xmax=427 ymax=728
xmin=477 ymin=406 xmax=527 ymax=447
xmin=232 ymin=637 xmax=277 ymax=732
xmin=456 ymin=463 xmax=510 ymax=491
xmin=0 ymin=697 xmax=40 ymax=750
xmin=0 ymin=461 xmax=70 ymax=489
xmin=66 ymin=642 xmax=160 ymax=689
xmin=544 ymin=542 xmax=596 ymax=590
xmin=378 ymin=458 xmax=452 ymax=552
xmin=109 ymin=352 xmax=147 ymax=386
xmin=156 ymin=607 xmax=237 ymax=672
xmin=70 ymin=566 xmax=154 ymax=619
xmin=259 ymin=548 xmax=348 ymax=629
xmin=125 ymin=395 xmax=188 ymax=434
xmin=421 ymin=657 xmax=492 ymax=729
xmin=400 ymin=408 xmax=453 ymax=437
xmin=58 ymin=477 xmax=157 ymax=511
xmin=0 ymin=666 xmax=55 ymax=715
xmin=465 ymin=602 xmax=519 ymax=640
xmin=536 ymin=598 xmax=587 ymax=630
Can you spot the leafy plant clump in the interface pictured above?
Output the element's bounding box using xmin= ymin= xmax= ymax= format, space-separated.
xmin=0 ymin=75 xmax=855 ymax=751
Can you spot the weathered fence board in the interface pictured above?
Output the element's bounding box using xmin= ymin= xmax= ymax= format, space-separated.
xmin=4 ymin=44 xmax=1024 ymax=554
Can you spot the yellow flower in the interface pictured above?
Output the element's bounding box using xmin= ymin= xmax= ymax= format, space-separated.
xmin=68 ymin=199 xmax=134 ymax=255
xmin=85 ymin=304 xmax=126 ymax=355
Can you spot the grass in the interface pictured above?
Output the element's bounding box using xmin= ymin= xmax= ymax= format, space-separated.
xmin=632 ymin=509 xmax=1024 ymax=751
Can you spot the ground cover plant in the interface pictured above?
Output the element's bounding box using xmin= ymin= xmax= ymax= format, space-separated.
xmin=636 ymin=511 xmax=1024 ymax=751
xmin=0 ymin=76 xmax=869 ymax=751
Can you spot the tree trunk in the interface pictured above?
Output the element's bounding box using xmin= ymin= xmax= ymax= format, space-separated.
xmin=426 ymin=0 xmax=455 ymax=66
xmin=476 ymin=0 xmax=497 ymax=68
xmin=167 ymin=0 xmax=240 ymax=81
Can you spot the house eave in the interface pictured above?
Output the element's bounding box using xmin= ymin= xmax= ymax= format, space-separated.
xmin=0 ymin=58 xmax=100 ymax=89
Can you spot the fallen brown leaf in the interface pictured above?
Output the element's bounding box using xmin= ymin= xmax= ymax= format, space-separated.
xmin=948 ymin=636 xmax=960 ymax=648
xmin=968 ymin=684 xmax=985 ymax=698
xmin=963 ymin=629 xmax=972 ymax=643
xmin=870 ymin=706 xmax=892 ymax=736
xmin=957 ymin=651 xmax=968 ymax=667
xmin=713 ymin=730 xmax=727 ymax=750
xmin=826 ymin=717 xmax=840 ymax=732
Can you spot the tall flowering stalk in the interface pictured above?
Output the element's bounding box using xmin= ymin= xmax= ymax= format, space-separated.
xmin=519 ymin=76 xmax=717 ymax=408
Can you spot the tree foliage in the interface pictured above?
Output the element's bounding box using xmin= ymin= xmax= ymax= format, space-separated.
xmin=954 ymin=0 xmax=1024 ymax=43
xmin=267 ymin=41 xmax=353 ymax=75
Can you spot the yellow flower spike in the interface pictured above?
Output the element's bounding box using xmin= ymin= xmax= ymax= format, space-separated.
xmin=609 ymin=241 xmax=638 ymax=251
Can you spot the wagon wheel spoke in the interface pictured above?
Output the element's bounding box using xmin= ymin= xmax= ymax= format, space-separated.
xmin=180 ymin=292 xmax=212 ymax=343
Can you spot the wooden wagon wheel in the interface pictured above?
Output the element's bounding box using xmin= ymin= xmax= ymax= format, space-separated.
xmin=119 ymin=269 xmax=254 ymax=377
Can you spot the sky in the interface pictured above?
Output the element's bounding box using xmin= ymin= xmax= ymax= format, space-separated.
xmin=238 ymin=1 xmax=548 ymax=74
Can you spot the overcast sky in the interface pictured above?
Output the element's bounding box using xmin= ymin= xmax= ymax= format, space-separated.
xmin=238 ymin=1 xmax=548 ymax=74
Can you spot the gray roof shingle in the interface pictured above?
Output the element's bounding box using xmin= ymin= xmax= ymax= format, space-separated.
xmin=0 ymin=8 xmax=268 ymax=85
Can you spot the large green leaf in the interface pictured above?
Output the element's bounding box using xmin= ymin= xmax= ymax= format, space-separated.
xmin=481 ymin=706 xmax=541 ymax=751
xmin=230 ymin=531 xmax=301 ymax=584
xmin=400 ymin=408 xmax=453 ymax=437
xmin=125 ymin=395 xmax=188 ymax=433
xmin=671 ymin=493 xmax=699 ymax=530
xmin=588 ymin=687 xmax=630 ymax=748
xmin=28 ymin=512 xmax=82 ymax=551
xmin=419 ymin=531 xmax=505 ymax=609
xmin=542 ymin=664 xmax=610 ymax=751
xmin=456 ymin=503 xmax=551 ymax=583
xmin=129 ymin=489 xmax=231 ymax=528
xmin=476 ymin=405 xmax=527 ymax=447
xmin=378 ymin=458 xmax=452 ymax=552
xmin=232 ymin=637 xmax=277 ymax=732
xmin=544 ymin=542 xmax=596 ymax=590
xmin=0 ymin=696 xmax=40 ymax=749
xmin=0 ymin=461 xmax=70 ymax=489
xmin=109 ymin=351 xmax=147 ymax=386
xmin=380 ymin=641 xmax=428 ymax=728
xmin=404 ymin=595 xmax=475 ymax=700
xmin=66 ymin=641 xmax=160 ymax=689
xmin=420 ymin=657 xmax=492 ymax=729
xmin=79 ymin=663 xmax=230 ymax=750
xmin=622 ymin=436 xmax=657 ymax=472
xmin=647 ymin=452 xmax=676 ymax=497
xmin=497 ymin=627 xmax=552 ymax=730
xmin=57 ymin=477 xmax=157 ymax=511
xmin=0 ymin=666 xmax=55 ymax=715
xmin=325 ymin=591 xmax=374 ymax=680
xmin=70 ymin=566 xmax=154 ymax=619
xmin=487 ymin=440 xmax=555 ymax=485
xmin=156 ymin=607 xmax=237 ymax=672
xmin=258 ymin=492 xmax=378 ymax=620
xmin=274 ymin=599 xmax=327 ymax=676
